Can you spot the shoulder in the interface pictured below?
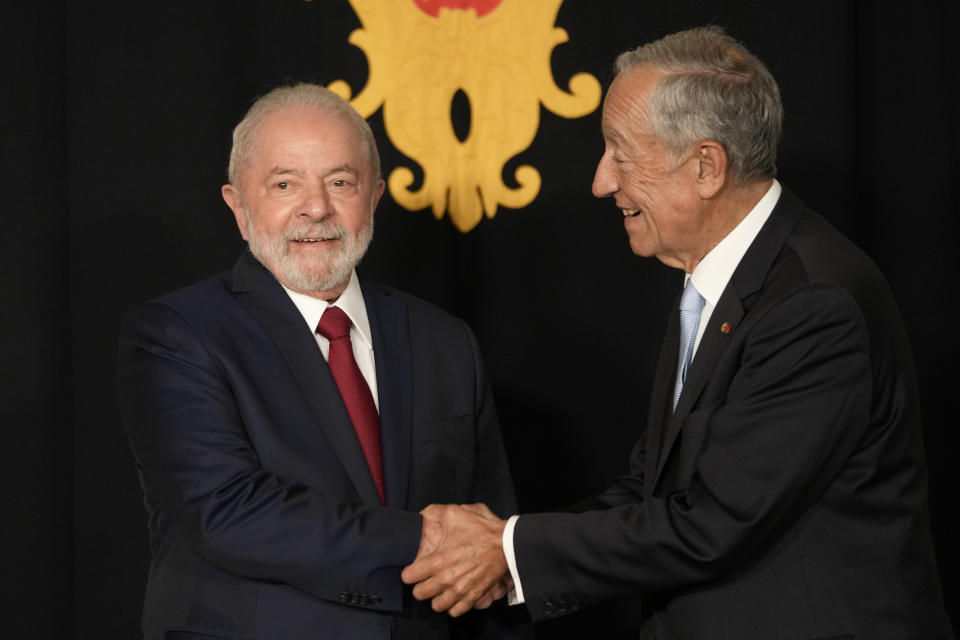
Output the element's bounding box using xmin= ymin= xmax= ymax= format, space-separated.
xmin=778 ymin=208 xmax=903 ymax=330
xmin=156 ymin=269 xmax=237 ymax=311
xmin=788 ymin=211 xmax=882 ymax=282
xmin=121 ymin=269 xmax=238 ymax=339
xmin=750 ymin=204 xmax=912 ymax=375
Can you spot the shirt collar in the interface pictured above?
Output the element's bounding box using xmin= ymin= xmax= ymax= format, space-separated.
xmin=280 ymin=270 xmax=374 ymax=350
xmin=688 ymin=179 xmax=782 ymax=307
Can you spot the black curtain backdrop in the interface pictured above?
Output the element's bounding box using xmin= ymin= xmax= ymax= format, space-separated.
xmin=2 ymin=1 xmax=957 ymax=637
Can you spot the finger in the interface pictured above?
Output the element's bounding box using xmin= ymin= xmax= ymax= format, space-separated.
xmin=473 ymin=592 xmax=494 ymax=610
xmin=423 ymin=566 xmax=487 ymax=614
xmin=430 ymin=589 xmax=460 ymax=614
xmin=401 ymin=553 xmax=444 ymax=585
xmin=440 ymin=566 xmax=503 ymax=616
xmin=401 ymin=564 xmax=422 ymax=586
xmin=486 ymin=580 xmax=508 ymax=601
xmin=448 ymin=597 xmax=477 ymax=618
xmin=432 ymin=582 xmax=485 ymax=616
xmin=411 ymin=574 xmax=448 ymax=601
xmin=475 ymin=578 xmax=510 ymax=609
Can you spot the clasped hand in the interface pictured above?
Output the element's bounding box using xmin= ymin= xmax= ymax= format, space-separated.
xmin=401 ymin=503 xmax=513 ymax=617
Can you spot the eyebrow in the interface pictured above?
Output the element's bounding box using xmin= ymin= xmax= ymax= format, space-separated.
xmin=327 ymin=164 xmax=360 ymax=176
xmin=268 ymin=166 xmax=305 ymax=177
xmin=602 ymin=125 xmax=626 ymax=144
xmin=266 ymin=165 xmax=361 ymax=177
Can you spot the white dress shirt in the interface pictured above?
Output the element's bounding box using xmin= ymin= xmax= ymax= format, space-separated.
xmin=281 ymin=270 xmax=379 ymax=411
xmin=687 ymin=179 xmax=781 ymax=358
xmin=503 ymin=179 xmax=783 ymax=604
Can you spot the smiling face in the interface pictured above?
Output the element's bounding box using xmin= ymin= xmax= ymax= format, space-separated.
xmin=592 ymin=65 xmax=709 ymax=272
xmin=222 ymin=105 xmax=385 ymax=299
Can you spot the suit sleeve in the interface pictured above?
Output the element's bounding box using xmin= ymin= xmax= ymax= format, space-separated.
xmin=117 ymin=301 xmax=422 ymax=611
xmin=512 ymin=284 xmax=873 ymax=620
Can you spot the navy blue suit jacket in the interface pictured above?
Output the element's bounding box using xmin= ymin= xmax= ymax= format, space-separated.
xmin=118 ymin=252 xmax=521 ymax=639
xmin=513 ymin=188 xmax=954 ymax=639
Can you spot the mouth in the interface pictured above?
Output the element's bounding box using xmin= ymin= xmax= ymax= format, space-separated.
xmin=290 ymin=233 xmax=342 ymax=244
xmin=621 ymin=208 xmax=641 ymax=218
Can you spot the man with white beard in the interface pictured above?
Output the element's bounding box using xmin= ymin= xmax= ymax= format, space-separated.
xmin=117 ymin=83 xmax=526 ymax=640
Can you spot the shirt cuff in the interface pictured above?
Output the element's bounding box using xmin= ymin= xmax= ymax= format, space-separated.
xmin=502 ymin=514 xmax=525 ymax=605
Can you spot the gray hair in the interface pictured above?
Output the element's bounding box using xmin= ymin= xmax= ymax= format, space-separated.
xmin=615 ymin=26 xmax=782 ymax=182
xmin=227 ymin=83 xmax=381 ymax=186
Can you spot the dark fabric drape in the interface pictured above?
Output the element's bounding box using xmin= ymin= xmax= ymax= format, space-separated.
xmin=1 ymin=1 xmax=73 ymax=636
xmin=2 ymin=1 xmax=956 ymax=637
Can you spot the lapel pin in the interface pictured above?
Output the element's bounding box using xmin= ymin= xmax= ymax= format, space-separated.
xmin=720 ymin=322 xmax=732 ymax=334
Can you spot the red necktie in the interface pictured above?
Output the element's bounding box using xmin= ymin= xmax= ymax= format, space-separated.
xmin=315 ymin=307 xmax=385 ymax=504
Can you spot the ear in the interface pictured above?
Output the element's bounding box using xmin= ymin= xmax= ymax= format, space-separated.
xmin=694 ymin=140 xmax=727 ymax=198
xmin=221 ymin=184 xmax=249 ymax=241
xmin=371 ymin=178 xmax=386 ymax=212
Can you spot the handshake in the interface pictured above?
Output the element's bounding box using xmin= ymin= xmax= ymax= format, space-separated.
xmin=401 ymin=503 xmax=514 ymax=617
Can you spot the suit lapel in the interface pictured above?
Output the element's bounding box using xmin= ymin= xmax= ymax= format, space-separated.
xmin=644 ymin=301 xmax=680 ymax=494
xmin=651 ymin=292 xmax=746 ymax=488
xmin=230 ymin=252 xmax=381 ymax=504
xmin=362 ymin=283 xmax=413 ymax=510
xmin=649 ymin=188 xmax=807 ymax=490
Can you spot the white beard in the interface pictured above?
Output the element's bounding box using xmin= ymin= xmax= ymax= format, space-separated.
xmin=244 ymin=207 xmax=373 ymax=293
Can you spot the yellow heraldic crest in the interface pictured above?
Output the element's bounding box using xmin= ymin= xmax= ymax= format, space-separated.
xmin=328 ymin=0 xmax=600 ymax=232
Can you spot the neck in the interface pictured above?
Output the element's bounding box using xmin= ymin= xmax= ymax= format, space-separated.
xmin=680 ymin=178 xmax=773 ymax=273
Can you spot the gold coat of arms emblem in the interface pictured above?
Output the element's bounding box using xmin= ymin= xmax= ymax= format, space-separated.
xmin=329 ymin=0 xmax=600 ymax=232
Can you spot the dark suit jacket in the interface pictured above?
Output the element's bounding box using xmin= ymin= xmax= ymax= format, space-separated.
xmin=118 ymin=252 xmax=523 ymax=640
xmin=513 ymin=188 xmax=954 ymax=639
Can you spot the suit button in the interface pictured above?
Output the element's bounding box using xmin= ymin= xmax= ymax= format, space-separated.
xmin=370 ymin=595 xmax=382 ymax=607
xmin=350 ymin=593 xmax=361 ymax=604
xmin=543 ymin=601 xmax=555 ymax=616
xmin=557 ymin=599 xmax=569 ymax=614
xmin=338 ymin=592 xmax=349 ymax=603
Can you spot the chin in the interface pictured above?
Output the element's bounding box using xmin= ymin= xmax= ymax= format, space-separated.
xmin=289 ymin=269 xmax=344 ymax=293
xmin=626 ymin=236 xmax=653 ymax=257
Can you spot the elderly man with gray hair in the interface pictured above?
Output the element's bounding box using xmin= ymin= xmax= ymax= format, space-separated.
xmin=118 ymin=83 xmax=527 ymax=640
xmin=402 ymin=26 xmax=955 ymax=640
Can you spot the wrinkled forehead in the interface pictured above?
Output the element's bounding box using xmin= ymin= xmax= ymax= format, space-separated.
xmin=601 ymin=67 xmax=662 ymax=140
xmin=242 ymin=107 xmax=376 ymax=185
xmin=253 ymin=106 xmax=359 ymax=152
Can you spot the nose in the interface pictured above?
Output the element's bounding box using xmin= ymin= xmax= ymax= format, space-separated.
xmin=299 ymin=182 xmax=333 ymax=220
xmin=592 ymin=152 xmax=617 ymax=198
